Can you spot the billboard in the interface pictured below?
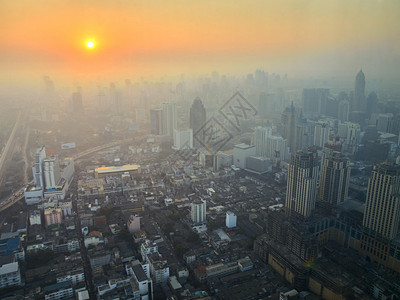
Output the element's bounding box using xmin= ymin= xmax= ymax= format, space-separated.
xmin=61 ymin=142 xmax=76 ymax=150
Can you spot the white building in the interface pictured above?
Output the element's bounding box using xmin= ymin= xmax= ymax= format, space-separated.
xmin=233 ymin=143 xmax=255 ymax=169
xmin=56 ymin=268 xmax=85 ymax=285
xmin=338 ymin=122 xmax=360 ymax=155
xmin=29 ymin=210 xmax=41 ymax=226
xmin=140 ymin=240 xmax=158 ymax=262
xmin=43 ymin=156 xmax=61 ymax=190
xmin=126 ymin=261 xmax=153 ymax=300
xmin=313 ymin=121 xmax=330 ymax=148
xmin=173 ymin=129 xmax=193 ymax=150
xmin=226 ymin=211 xmax=237 ymax=228
xmin=0 ymin=261 xmax=21 ymax=289
xmin=148 ymin=254 xmax=170 ymax=284
xmin=191 ymin=199 xmax=206 ymax=224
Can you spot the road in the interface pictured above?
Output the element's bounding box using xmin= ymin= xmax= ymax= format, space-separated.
xmin=0 ymin=138 xmax=132 ymax=213
xmin=0 ymin=112 xmax=22 ymax=184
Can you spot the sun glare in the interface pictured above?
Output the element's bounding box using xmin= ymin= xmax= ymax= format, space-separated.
xmin=87 ymin=41 xmax=94 ymax=48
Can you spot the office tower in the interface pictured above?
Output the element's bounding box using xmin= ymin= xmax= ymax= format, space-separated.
xmin=353 ymin=70 xmax=366 ymax=112
xmin=366 ymin=92 xmax=378 ymax=120
xmin=281 ymin=103 xmax=299 ymax=154
xmin=162 ymin=102 xmax=177 ymax=136
xmin=285 ymin=150 xmax=319 ymax=218
xmin=233 ymin=143 xmax=256 ymax=169
xmin=72 ymin=92 xmax=84 ymax=114
xmin=190 ymin=97 xmax=206 ymax=133
xmin=338 ymin=100 xmax=350 ymax=123
xmin=173 ymin=129 xmax=193 ymax=150
xmin=43 ymin=156 xmax=61 ymax=189
xmin=150 ymin=109 xmax=163 ymax=135
xmin=33 ymin=146 xmax=46 ymax=188
xmin=319 ymin=152 xmax=350 ymax=205
xmin=226 ymin=211 xmax=237 ymax=228
xmin=363 ymin=163 xmax=400 ymax=240
xmin=254 ymin=127 xmax=289 ymax=161
xmin=338 ymin=122 xmax=360 ymax=155
xmin=191 ymin=199 xmax=206 ymax=224
xmin=313 ymin=121 xmax=330 ymax=148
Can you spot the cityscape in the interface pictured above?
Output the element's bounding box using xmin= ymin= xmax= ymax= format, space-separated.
xmin=0 ymin=1 xmax=400 ymax=300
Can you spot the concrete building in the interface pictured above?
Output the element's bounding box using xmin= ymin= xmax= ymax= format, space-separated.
xmin=285 ymin=150 xmax=319 ymax=218
xmin=254 ymin=127 xmax=289 ymax=162
xmin=353 ymin=70 xmax=366 ymax=112
xmin=226 ymin=211 xmax=237 ymax=228
xmin=191 ymin=199 xmax=206 ymax=224
xmin=150 ymin=108 xmax=163 ymax=135
xmin=127 ymin=215 xmax=140 ymax=234
xmin=29 ymin=210 xmax=41 ymax=226
xmin=44 ymin=208 xmax=62 ymax=227
xmin=43 ymin=156 xmax=61 ymax=190
xmin=233 ymin=143 xmax=255 ymax=169
xmin=319 ymin=152 xmax=350 ymax=205
xmin=363 ymin=162 xmax=400 ymax=240
xmin=94 ymin=164 xmax=141 ymax=178
xmin=313 ymin=121 xmax=330 ymax=148
xmin=281 ymin=103 xmax=300 ymax=153
xmin=173 ymin=129 xmax=193 ymax=150
xmin=162 ymin=102 xmax=177 ymax=136
xmin=140 ymin=240 xmax=158 ymax=262
xmin=0 ymin=260 xmax=21 ymax=289
xmin=148 ymin=253 xmax=170 ymax=284
xmin=338 ymin=122 xmax=360 ymax=155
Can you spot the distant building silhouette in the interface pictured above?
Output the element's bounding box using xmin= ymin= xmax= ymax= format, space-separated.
xmin=72 ymin=92 xmax=84 ymax=114
xmin=150 ymin=109 xmax=163 ymax=135
xmin=162 ymin=102 xmax=177 ymax=136
xmin=353 ymin=70 xmax=366 ymax=112
xmin=281 ymin=103 xmax=299 ymax=154
xmin=190 ymin=97 xmax=206 ymax=147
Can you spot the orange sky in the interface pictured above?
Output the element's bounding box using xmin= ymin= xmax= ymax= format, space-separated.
xmin=0 ymin=0 xmax=399 ymax=83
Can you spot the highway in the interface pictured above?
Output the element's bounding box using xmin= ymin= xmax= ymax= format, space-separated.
xmin=0 ymin=138 xmax=132 ymax=213
xmin=0 ymin=112 xmax=22 ymax=184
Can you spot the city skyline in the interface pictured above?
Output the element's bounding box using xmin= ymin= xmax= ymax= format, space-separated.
xmin=0 ymin=1 xmax=399 ymax=85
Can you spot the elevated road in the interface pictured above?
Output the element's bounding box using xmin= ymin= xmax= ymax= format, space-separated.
xmin=0 ymin=138 xmax=132 ymax=212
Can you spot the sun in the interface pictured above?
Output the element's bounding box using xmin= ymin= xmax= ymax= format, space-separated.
xmin=86 ymin=41 xmax=95 ymax=48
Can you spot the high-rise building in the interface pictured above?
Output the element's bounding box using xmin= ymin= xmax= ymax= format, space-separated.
xmin=353 ymin=70 xmax=366 ymax=112
xmin=173 ymin=129 xmax=193 ymax=150
xmin=162 ymin=102 xmax=177 ymax=136
xmin=302 ymin=88 xmax=330 ymax=118
xmin=150 ymin=109 xmax=163 ymax=135
xmin=319 ymin=152 xmax=350 ymax=205
xmin=191 ymin=199 xmax=206 ymax=224
xmin=254 ymin=127 xmax=289 ymax=161
xmin=190 ymin=97 xmax=206 ymax=146
xmin=338 ymin=100 xmax=350 ymax=123
xmin=285 ymin=150 xmax=319 ymax=218
xmin=313 ymin=121 xmax=330 ymax=148
xmin=281 ymin=103 xmax=299 ymax=154
xmin=363 ymin=162 xmax=400 ymax=240
xmin=226 ymin=211 xmax=237 ymax=228
xmin=33 ymin=146 xmax=46 ymax=188
xmin=43 ymin=156 xmax=61 ymax=190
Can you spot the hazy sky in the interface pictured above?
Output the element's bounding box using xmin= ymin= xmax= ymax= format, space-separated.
xmin=1 ymin=0 xmax=399 ymax=83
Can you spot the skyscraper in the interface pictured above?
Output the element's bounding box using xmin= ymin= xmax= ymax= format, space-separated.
xmin=319 ymin=152 xmax=350 ymax=205
xmin=353 ymin=70 xmax=366 ymax=112
xmin=313 ymin=121 xmax=330 ymax=148
xmin=285 ymin=150 xmax=319 ymax=218
xmin=150 ymin=109 xmax=163 ymax=135
xmin=281 ymin=103 xmax=299 ymax=154
xmin=162 ymin=102 xmax=177 ymax=136
xmin=43 ymin=156 xmax=61 ymax=190
xmin=254 ymin=127 xmax=289 ymax=161
xmin=363 ymin=162 xmax=400 ymax=240
xmin=190 ymin=97 xmax=206 ymax=146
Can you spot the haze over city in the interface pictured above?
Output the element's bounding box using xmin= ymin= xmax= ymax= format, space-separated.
xmin=1 ymin=1 xmax=400 ymax=300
